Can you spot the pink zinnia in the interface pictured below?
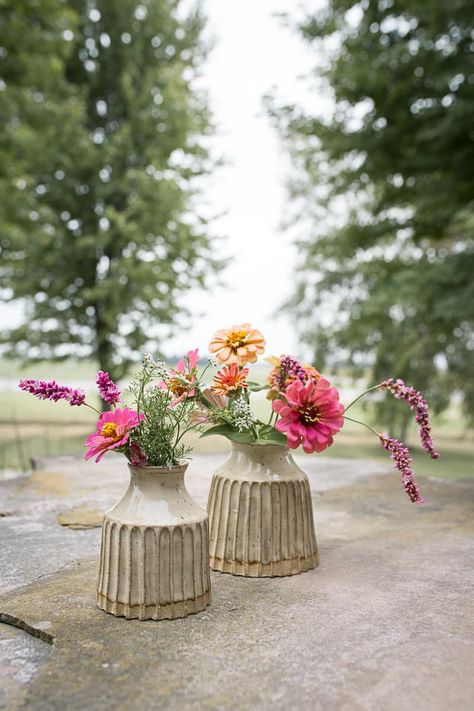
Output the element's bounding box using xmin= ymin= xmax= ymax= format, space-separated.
xmin=84 ymin=407 xmax=144 ymax=463
xmin=272 ymin=378 xmax=345 ymax=453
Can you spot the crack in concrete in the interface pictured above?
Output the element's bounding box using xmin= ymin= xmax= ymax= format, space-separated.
xmin=0 ymin=612 xmax=55 ymax=645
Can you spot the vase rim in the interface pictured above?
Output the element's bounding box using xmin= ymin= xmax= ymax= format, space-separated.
xmin=231 ymin=442 xmax=288 ymax=451
xmin=127 ymin=461 xmax=188 ymax=473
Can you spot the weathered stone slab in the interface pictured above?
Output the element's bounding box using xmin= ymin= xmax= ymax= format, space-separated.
xmin=1 ymin=465 xmax=473 ymax=711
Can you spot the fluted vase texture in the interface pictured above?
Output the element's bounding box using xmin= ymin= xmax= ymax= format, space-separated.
xmin=207 ymin=443 xmax=319 ymax=577
xmin=97 ymin=463 xmax=211 ymax=620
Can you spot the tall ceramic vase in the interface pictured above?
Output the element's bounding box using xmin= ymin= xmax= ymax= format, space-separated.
xmin=97 ymin=463 xmax=211 ymax=620
xmin=207 ymin=443 xmax=319 ymax=577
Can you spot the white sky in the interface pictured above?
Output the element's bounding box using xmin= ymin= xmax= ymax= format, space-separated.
xmin=169 ymin=0 xmax=322 ymax=358
xmin=2 ymin=0 xmax=327 ymax=362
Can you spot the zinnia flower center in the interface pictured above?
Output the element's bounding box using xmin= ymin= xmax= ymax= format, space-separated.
xmin=101 ymin=422 xmax=118 ymax=439
xmin=167 ymin=373 xmax=194 ymax=396
xmin=299 ymin=403 xmax=320 ymax=425
xmin=227 ymin=330 xmax=248 ymax=350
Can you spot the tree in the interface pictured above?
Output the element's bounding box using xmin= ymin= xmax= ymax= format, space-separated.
xmin=268 ymin=0 xmax=474 ymax=432
xmin=0 ymin=0 xmax=220 ymax=381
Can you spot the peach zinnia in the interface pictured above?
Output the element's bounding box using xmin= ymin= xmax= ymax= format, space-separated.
xmin=211 ymin=364 xmax=249 ymax=395
xmin=209 ymin=323 xmax=265 ymax=366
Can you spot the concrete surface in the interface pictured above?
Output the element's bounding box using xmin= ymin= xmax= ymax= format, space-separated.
xmin=0 ymin=453 xmax=473 ymax=710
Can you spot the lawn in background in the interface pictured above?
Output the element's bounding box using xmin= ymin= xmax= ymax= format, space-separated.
xmin=1 ymin=359 xmax=472 ymax=480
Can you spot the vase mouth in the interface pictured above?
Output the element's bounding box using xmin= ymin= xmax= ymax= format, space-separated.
xmin=127 ymin=461 xmax=188 ymax=474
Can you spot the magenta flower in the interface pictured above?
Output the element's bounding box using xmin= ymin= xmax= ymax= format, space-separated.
xmin=96 ymin=371 xmax=121 ymax=406
xmin=380 ymin=378 xmax=439 ymax=459
xmin=272 ymin=377 xmax=345 ymax=453
xmin=84 ymin=407 xmax=144 ymax=463
xmin=128 ymin=441 xmax=148 ymax=467
xmin=379 ymin=434 xmax=424 ymax=504
xmin=19 ymin=379 xmax=85 ymax=406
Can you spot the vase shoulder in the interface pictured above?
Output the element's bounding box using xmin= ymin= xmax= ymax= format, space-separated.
xmin=106 ymin=464 xmax=207 ymax=527
xmin=215 ymin=443 xmax=307 ymax=483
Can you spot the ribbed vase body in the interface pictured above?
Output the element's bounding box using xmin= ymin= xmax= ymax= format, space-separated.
xmin=207 ymin=443 xmax=318 ymax=577
xmin=97 ymin=464 xmax=211 ymax=620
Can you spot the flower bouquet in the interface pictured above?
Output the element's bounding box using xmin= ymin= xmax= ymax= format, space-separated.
xmin=19 ymin=354 xmax=213 ymax=620
xmin=187 ymin=322 xmax=440 ymax=576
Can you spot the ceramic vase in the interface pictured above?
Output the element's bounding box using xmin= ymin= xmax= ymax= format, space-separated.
xmin=207 ymin=443 xmax=319 ymax=577
xmin=97 ymin=463 xmax=211 ymax=620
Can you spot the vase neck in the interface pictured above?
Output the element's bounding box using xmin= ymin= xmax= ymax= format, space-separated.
xmin=231 ymin=442 xmax=288 ymax=463
xmin=217 ymin=442 xmax=305 ymax=482
xmin=128 ymin=464 xmax=187 ymax=491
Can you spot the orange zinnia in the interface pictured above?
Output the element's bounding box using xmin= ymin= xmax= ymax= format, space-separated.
xmin=211 ymin=364 xmax=249 ymax=395
xmin=209 ymin=323 xmax=265 ymax=366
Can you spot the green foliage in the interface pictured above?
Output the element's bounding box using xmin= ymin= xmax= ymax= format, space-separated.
xmin=200 ymin=422 xmax=287 ymax=446
xmin=0 ymin=0 xmax=221 ymax=380
xmin=269 ymin=0 xmax=474 ymax=431
xmin=128 ymin=357 xmax=201 ymax=466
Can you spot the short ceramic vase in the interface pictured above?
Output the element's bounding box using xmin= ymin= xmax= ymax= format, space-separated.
xmin=97 ymin=463 xmax=211 ymax=620
xmin=207 ymin=443 xmax=319 ymax=577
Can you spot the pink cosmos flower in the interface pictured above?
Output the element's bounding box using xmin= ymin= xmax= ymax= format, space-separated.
xmin=84 ymin=407 xmax=144 ymax=463
xmin=161 ymin=348 xmax=200 ymax=406
xmin=272 ymin=378 xmax=344 ymax=453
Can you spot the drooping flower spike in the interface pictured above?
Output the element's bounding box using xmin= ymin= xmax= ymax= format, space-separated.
xmin=379 ymin=433 xmax=424 ymax=504
xmin=380 ymin=378 xmax=439 ymax=459
xmin=19 ymin=379 xmax=86 ymax=407
xmin=209 ymin=323 xmax=265 ymax=366
xmin=84 ymin=407 xmax=144 ymax=463
xmin=272 ymin=378 xmax=344 ymax=454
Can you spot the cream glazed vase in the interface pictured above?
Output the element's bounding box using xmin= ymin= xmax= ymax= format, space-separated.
xmin=97 ymin=463 xmax=211 ymax=620
xmin=207 ymin=443 xmax=319 ymax=577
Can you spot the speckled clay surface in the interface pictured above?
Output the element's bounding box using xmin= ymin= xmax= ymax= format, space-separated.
xmin=97 ymin=464 xmax=211 ymax=620
xmin=207 ymin=443 xmax=319 ymax=576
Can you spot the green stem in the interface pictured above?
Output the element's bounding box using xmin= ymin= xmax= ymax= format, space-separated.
xmin=344 ymin=383 xmax=383 ymax=412
xmin=82 ymin=401 xmax=102 ymax=416
xmin=344 ymin=415 xmax=380 ymax=438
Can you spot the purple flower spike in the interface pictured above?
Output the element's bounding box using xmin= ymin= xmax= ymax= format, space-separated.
xmin=380 ymin=378 xmax=440 ymax=459
xmin=96 ymin=371 xmax=121 ymax=406
xmin=379 ymin=434 xmax=424 ymax=504
xmin=19 ymin=379 xmax=85 ymax=407
xmin=276 ymin=355 xmax=308 ymax=391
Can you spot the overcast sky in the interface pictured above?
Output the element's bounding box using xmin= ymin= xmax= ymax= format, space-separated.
xmin=168 ymin=0 xmax=325 ymax=358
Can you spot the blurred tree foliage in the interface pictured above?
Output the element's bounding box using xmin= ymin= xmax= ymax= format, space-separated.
xmin=269 ymin=0 xmax=474 ymax=433
xmin=0 ymin=0 xmax=220 ymax=380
